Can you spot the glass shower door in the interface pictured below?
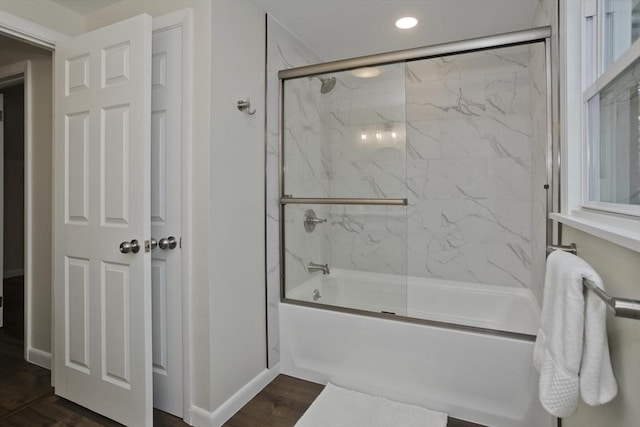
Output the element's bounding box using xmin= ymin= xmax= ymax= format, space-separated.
xmin=405 ymin=43 xmax=547 ymax=334
xmin=281 ymin=63 xmax=408 ymax=316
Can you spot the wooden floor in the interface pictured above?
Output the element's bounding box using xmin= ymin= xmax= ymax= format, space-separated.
xmin=0 ymin=276 xmax=486 ymax=426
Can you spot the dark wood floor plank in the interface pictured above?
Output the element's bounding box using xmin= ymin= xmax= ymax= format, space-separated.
xmin=224 ymin=375 xmax=323 ymax=427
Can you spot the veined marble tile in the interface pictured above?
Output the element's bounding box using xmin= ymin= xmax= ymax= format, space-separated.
xmin=406 ymin=78 xmax=462 ymax=121
xmin=475 ymin=200 xmax=532 ymax=244
xmin=487 ymin=243 xmax=533 ymax=288
xmin=407 ymin=120 xmax=441 ymax=160
xmin=424 ymin=241 xmax=488 ymax=283
xmin=406 ymin=56 xmax=461 ymax=83
xmin=328 ymin=205 xmax=407 ymax=275
xmin=425 ymin=158 xmax=489 ymax=200
xmin=485 ymin=70 xmax=531 ymax=116
xmin=440 ymin=116 xmax=501 ymax=158
xmin=487 ymin=157 xmax=533 ymax=201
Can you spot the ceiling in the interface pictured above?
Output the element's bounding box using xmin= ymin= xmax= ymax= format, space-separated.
xmin=51 ymin=0 xmax=121 ymax=16
xmin=47 ymin=0 xmax=540 ymax=62
xmin=253 ymin=0 xmax=541 ymax=61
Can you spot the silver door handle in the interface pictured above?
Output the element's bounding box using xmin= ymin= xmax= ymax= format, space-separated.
xmin=158 ymin=236 xmax=177 ymax=250
xmin=119 ymin=239 xmax=141 ymax=254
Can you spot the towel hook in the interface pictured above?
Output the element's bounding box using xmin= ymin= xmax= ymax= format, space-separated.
xmin=237 ymin=98 xmax=256 ymax=115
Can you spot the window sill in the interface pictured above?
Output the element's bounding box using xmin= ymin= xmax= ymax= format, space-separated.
xmin=550 ymin=210 xmax=640 ymax=253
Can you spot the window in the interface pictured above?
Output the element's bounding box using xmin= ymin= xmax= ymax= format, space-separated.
xmin=583 ymin=0 xmax=640 ymax=216
xmin=555 ymin=0 xmax=640 ymax=252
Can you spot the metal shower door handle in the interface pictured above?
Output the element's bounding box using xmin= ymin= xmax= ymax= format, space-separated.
xmin=119 ymin=239 xmax=141 ymax=254
xmin=158 ymin=236 xmax=177 ymax=250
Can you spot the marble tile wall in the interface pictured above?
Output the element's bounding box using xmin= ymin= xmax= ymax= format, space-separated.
xmin=321 ymin=46 xmax=545 ymax=290
xmin=266 ymin=16 xmax=322 ymax=367
xmin=404 ymin=47 xmax=537 ymax=288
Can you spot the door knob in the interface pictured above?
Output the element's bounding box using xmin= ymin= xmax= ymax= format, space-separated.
xmin=158 ymin=236 xmax=177 ymax=250
xmin=119 ymin=239 xmax=141 ymax=254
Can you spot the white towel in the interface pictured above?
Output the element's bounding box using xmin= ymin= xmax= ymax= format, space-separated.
xmin=295 ymin=383 xmax=447 ymax=427
xmin=534 ymin=250 xmax=617 ymax=417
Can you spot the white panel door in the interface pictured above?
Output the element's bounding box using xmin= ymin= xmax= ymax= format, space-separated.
xmin=53 ymin=14 xmax=153 ymax=427
xmin=151 ymin=25 xmax=183 ymax=417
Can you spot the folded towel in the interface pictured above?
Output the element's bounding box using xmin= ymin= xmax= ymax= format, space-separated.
xmin=295 ymin=383 xmax=447 ymax=427
xmin=534 ymin=250 xmax=617 ymax=417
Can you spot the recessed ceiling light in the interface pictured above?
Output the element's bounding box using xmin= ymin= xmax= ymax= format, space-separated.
xmin=395 ymin=17 xmax=418 ymax=30
xmin=351 ymin=67 xmax=382 ymax=78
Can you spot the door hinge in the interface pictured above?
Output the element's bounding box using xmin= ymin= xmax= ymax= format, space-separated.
xmin=0 ymin=295 xmax=3 ymax=308
xmin=0 ymin=111 xmax=3 ymax=121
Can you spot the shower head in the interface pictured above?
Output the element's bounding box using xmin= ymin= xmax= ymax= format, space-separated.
xmin=319 ymin=77 xmax=336 ymax=94
xmin=311 ymin=76 xmax=337 ymax=94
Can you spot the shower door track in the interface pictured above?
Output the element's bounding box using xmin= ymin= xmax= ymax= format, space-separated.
xmin=277 ymin=25 xmax=556 ymax=341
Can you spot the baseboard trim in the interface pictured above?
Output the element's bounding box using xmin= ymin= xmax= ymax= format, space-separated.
xmin=3 ymin=269 xmax=24 ymax=279
xmin=209 ymin=365 xmax=280 ymax=427
xmin=27 ymin=347 xmax=51 ymax=370
xmin=184 ymin=365 xmax=281 ymax=426
xmin=188 ymin=405 xmax=213 ymax=427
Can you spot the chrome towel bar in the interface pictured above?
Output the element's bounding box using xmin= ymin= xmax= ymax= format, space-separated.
xmin=583 ymin=278 xmax=640 ymax=320
xmin=280 ymin=197 xmax=408 ymax=206
xmin=546 ymin=243 xmax=577 ymax=255
xmin=547 ymin=243 xmax=640 ymax=320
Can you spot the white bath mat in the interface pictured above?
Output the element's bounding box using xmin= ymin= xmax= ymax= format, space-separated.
xmin=294 ymin=383 xmax=447 ymax=427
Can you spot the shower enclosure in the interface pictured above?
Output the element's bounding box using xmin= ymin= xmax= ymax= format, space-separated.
xmin=279 ymin=27 xmax=552 ymax=337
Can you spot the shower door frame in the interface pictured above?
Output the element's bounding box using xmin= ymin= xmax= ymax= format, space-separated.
xmin=277 ymin=26 xmax=555 ymax=341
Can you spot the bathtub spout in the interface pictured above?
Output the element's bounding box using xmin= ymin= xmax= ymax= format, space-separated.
xmin=308 ymin=262 xmax=330 ymax=275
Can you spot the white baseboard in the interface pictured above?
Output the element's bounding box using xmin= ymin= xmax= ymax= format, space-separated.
xmin=188 ymin=405 xmax=214 ymax=427
xmin=3 ymin=269 xmax=24 ymax=279
xmin=208 ymin=365 xmax=281 ymax=427
xmin=181 ymin=365 xmax=282 ymax=426
xmin=27 ymin=346 xmax=51 ymax=370
xmin=210 ymin=365 xmax=280 ymax=426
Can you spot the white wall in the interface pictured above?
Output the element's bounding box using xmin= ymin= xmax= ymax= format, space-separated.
xmin=0 ymin=35 xmax=53 ymax=364
xmin=209 ymin=0 xmax=267 ymax=411
xmin=0 ymin=0 xmax=84 ymax=36
xmin=560 ymin=227 xmax=640 ymax=427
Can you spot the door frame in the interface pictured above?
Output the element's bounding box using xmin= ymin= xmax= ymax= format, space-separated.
xmin=0 ymin=60 xmax=35 ymax=363
xmin=0 ymin=9 xmax=195 ymax=424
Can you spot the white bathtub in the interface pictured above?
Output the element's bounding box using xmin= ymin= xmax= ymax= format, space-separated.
xmin=287 ymin=268 xmax=541 ymax=335
xmin=281 ymin=270 xmax=553 ymax=427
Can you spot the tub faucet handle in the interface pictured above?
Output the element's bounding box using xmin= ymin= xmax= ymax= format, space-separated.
xmin=304 ymin=209 xmax=327 ymax=233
